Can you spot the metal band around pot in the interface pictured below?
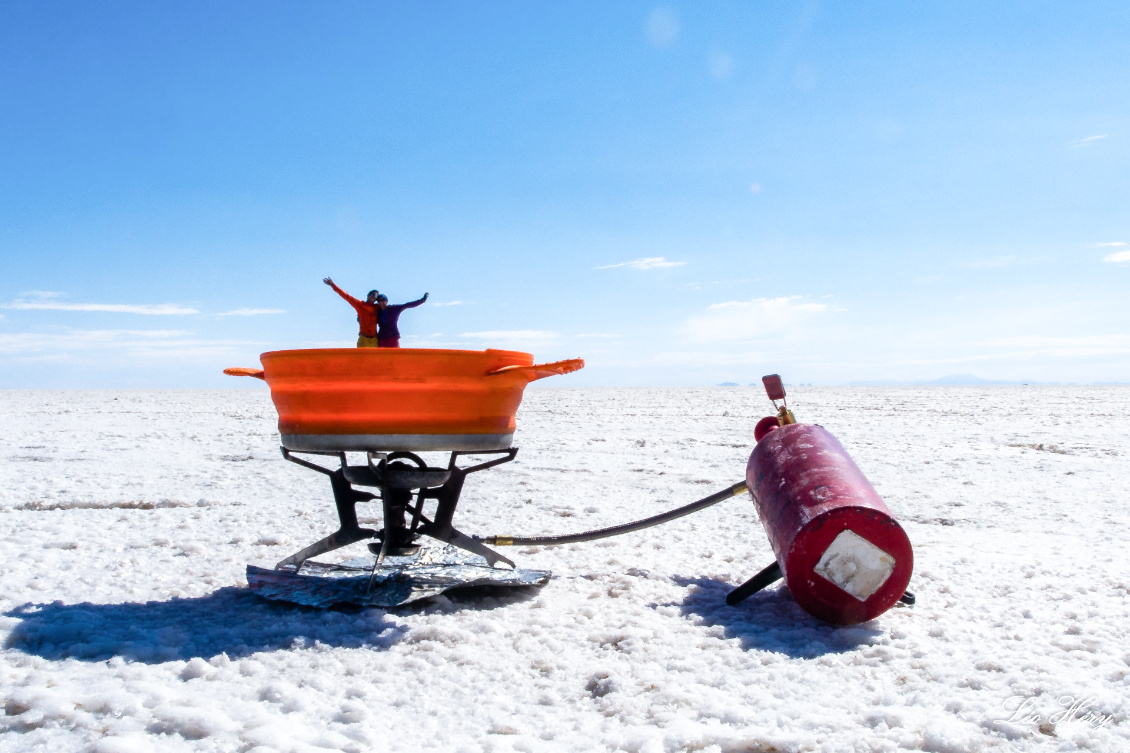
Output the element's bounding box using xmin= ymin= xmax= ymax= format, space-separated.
xmin=281 ymin=433 xmax=515 ymax=452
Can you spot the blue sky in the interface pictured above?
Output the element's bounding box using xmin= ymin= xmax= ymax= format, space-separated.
xmin=2 ymin=1 xmax=1128 ymax=388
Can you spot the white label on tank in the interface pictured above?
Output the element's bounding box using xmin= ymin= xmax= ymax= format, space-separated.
xmin=813 ymin=529 xmax=895 ymax=602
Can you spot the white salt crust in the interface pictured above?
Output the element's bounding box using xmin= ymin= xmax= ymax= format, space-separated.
xmin=1 ymin=386 xmax=1127 ymax=752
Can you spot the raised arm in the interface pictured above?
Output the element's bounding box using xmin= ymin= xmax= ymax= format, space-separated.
xmin=403 ymin=292 xmax=429 ymax=309
xmin=324 ymin=277 xmax=361 ymax=307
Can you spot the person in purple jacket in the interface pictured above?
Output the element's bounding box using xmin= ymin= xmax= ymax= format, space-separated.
xmin=375 ymin=292 xmax=428 ymax=348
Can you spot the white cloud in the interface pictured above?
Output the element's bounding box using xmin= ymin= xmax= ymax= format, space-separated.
xmin=0 ymin=331 xmax=261 ymax=376
xmin=431 ymin=300 xmax=463 ymax=307
xmin=708 ymin=51 xmax=733 ymax=79
xmin=1096 ymin=241 xmax=1126 ymax=247
xmin=461 ymin=330 xmax=557 ymax=341
xmin=0 ymin=329 xmax=255 ymax=360
xmin=216 ymin=308 xmax=286 ymax=316
xmin=2 ymin=300 xmax=198 ymax=315
xmin=681 ymin=296 xmax=830 ymax=343
xmin=645 ymin=7 xmax=679 ymax=48
xmin=596 ymin=257 xmax=685 ymax=270
xmin=1103 ymin=250 xmax=1130 ymax=264
xmin=1070 ymin=134 xmax=1108 ymax=148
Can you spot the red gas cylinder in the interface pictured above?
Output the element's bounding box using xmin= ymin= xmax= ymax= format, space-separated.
xmin=745 ymin=423 xmax=913 ymax=625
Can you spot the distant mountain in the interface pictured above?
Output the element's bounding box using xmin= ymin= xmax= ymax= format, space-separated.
xmin=844 ymin=374 xmax=1040 ymax=386
xmin=917 ymin=374 xmax=1027 ymax=386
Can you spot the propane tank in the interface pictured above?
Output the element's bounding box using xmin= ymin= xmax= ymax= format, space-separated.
xmin=731 ymin=375 xmax=913 ymax=625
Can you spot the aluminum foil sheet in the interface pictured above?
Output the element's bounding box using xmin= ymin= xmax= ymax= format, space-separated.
xmin=246 ymin=545 xmax=550 ymax=608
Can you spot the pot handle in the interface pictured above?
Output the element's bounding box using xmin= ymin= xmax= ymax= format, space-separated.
xmin=487 ymin=358 xmax=585 ymax=382
xmin=224 ymin=367 xmax=266 ymax=380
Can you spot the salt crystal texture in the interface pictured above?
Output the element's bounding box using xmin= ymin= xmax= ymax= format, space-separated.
xmin=1 ymin=386 xmax=1127 ymax=752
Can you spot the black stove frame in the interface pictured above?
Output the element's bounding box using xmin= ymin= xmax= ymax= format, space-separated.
xmin=276 ymin=446 xmax=518 ymax=573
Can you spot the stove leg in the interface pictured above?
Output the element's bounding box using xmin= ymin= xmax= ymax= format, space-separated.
xmin=275 ymin=469 xmax=377 ymax=572
xmin=435 ymin=526 xmax=515 ymax=569
xmin=277 ymin=447 xmax=520 ymax=572
xmin=415 ymin=449 xmax=518 ymax=568
xmin=275 ymin=528 xmax=376 ymax=573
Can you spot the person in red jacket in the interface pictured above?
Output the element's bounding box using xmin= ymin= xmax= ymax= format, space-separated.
xmin=323 ymin=277 xmax=381 ymax=347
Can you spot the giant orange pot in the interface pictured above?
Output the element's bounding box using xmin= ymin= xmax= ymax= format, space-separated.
xmin=225 ymin=348 xmax=583 ymax=452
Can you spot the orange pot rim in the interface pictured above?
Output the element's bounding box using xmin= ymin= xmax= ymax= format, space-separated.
xmin=259 ymin=347 xmax=536 ymax=360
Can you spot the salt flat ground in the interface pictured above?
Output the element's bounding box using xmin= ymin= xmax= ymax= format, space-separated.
xmin=1 ymin=387 xmax=1127 ymax=753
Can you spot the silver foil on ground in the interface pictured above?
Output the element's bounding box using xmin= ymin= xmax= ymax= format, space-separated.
xmin=246 ymin=545 xmax=549 ymax=608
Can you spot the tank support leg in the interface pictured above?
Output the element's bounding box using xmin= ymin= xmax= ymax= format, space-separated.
xmin=725 ymin=562 xmax=917 ymax=609
xmin=726 ymin=561 xmax=783 ymax=606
